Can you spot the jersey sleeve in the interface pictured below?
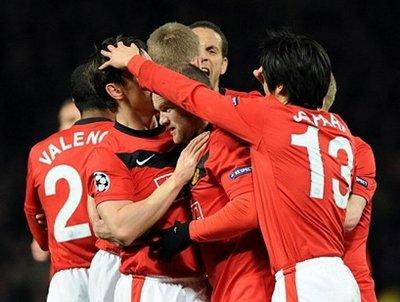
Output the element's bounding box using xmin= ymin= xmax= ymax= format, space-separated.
xmin=86 ymin=147 xmax=136 ymax=205
xmin=190 ymin=130 xmax=257 ymax=242
xmin=189 ymin=191 xmax=257 ymax=241
xmin=24 ymin=154 xmax=48 ymax=250
xmin=224 ymin=88 xmax=263 ymax=98
xmin=127 ymin=56 xmax=267 ymax=146
xmin=352 ymin=137 xmax=377 ymax=203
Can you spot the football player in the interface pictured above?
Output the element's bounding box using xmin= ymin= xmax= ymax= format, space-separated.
xmin=24 ymin=63 xmax=115 ymax=302
xmin=99 ymin=28 xmax=361 ymax=301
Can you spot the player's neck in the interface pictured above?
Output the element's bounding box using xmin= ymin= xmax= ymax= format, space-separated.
xmin=116 ymin=107 xmax=158 ymax=131
xmin=212 ymin=80 xmax=220 ymax=92
xmin=81 ymin=109 xmax=114 ymax=120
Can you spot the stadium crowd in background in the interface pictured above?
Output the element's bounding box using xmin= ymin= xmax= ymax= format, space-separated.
xmin=24 ymin=20 xmax=377 ymax=302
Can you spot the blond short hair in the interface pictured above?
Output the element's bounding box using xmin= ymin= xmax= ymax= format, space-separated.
xmin=147 ymin=22 xmax=199 ymax=67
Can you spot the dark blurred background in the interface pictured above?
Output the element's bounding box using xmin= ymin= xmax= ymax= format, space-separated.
xmin=1 ymin=0 xmax=399 ymax=300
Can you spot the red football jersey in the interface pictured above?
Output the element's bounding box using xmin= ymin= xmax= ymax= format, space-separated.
xmin=344 ymin=137 xmax=377 ymax=302
xmin=24 ymin=118 xmax=113 ymax=273
xmin=127 ymin=56 xmax=356 ymax=272
xmin=188 ymin=126 xmax=274 ymax=301
xmin=221 ymin=87 xmax=263 ymax=98
xmin=86 ymin=122 xmax=201 ymax=277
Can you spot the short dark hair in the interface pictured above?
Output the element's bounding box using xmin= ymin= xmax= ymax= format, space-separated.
xmin=70 ymin=63 xmax=108 ymax=113
xmin=260 ymin=29 xmax=331 ymax=109
xmin=189 ymin=20 xmax=228 ymax=57
xmin=86 ymin=35 xmax=146 ymax=112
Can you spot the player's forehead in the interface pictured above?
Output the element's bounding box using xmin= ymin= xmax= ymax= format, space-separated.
xmin=192 ymin=27 xmax=223 ymax=50
xmin=152 ymin=94 xmax=172 ymax=108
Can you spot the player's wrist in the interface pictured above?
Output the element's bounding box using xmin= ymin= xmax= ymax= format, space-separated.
xmin=169 ymin=171 xmax=188 ymax=188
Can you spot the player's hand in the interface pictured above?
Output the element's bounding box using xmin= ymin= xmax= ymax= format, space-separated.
xmin=88 ymin=196 xmax=124 ymax=245
xmin=149 ymin=221 xmax=192 ymax=262
xmin=172 ymin=131 xmax=209 ymax=186
xmin=92 ymin=214 xmax=111 ymax=238
xmin=30 ymin=239 xmax=49 ymax=262
xmin=99 ymin=41 xmax=141 ymax=70
xmin=253 ymin=66 xmax=265 ymax=85
xmin=35 ymin=213 xmax=47 ymax=230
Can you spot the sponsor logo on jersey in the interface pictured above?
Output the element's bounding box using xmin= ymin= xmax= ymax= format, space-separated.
xmin=136 ymin=154 xmax=155 ymax=166
xmin=356 ymin=176 xmax=368 ymax=188
xmin=229 ymin=166 xmax=252 ymax=180
xmin=94 ymin=172 xmax=110 ymax=192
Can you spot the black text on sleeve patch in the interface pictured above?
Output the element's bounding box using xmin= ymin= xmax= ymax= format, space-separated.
xmin=355 ymin=176 xmax=368 ymax=188
xmin=229 ymin=166 xmax=252 ymax=180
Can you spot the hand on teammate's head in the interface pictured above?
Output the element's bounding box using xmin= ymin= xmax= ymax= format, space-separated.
xmin=99 ymin=41 xmax=144 ymax=70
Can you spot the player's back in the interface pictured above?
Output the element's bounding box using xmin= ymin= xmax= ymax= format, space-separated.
xmin=252 ymin=97 xmax=355 ymax=272
xmin=25 ymin=118 xmax=112 ymax=272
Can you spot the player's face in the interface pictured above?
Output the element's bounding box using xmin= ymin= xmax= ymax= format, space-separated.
xmin=58 ymin=102 xmax=81 ymax=130
xmin=153 ymin=94 xmax=203 ymax=144
xmin=192 ymin=27 xmax=228 ymax=90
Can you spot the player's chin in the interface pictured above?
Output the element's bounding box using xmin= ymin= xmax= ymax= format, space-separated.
xmin=171 ymin=132 xmax=181 ymax=144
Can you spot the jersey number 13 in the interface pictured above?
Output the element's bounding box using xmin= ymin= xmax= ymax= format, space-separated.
xmin=291 ymin=126 xmax=354 ymax=209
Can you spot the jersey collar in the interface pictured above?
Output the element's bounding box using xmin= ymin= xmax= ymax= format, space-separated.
xmin=74 ymin=117 xmax=112 ymax=125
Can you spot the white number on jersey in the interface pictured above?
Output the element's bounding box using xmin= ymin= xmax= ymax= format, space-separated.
xmin=44 ymin=164 xmax=91 ymax=242
xmin=291 ymin=126 xmax=354 ymax=209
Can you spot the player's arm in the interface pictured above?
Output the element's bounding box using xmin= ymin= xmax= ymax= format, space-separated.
xmin=190 ymin=135 xmax=257 ymax=241
xmin=90 ymin=132 xmax=209 ymax=246
xmin=345 ymin=195 xmax=367 ymax=232
xmin=224 ymin=88 xmax=263 ymax=98
xmin=190 ymin=191 xmax=257 ymax=242
xmin=87 ymin=195 xmax=124 ymax=246
xmin=344 ymin=138 xmax=377 ymax=232
xmin=99 ymin=43 xmax=266 ymax=146
xmin=24 ymin=156 xmax=48 ymax=250
xmin=150 ymin=133 xmax=257 ymax=261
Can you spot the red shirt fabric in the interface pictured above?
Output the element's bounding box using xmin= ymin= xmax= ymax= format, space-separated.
xmin=188 ymin=126 xmax=273 ymax=301
xmin=221 ymin=87 xmax=263 ymax=98
xmin=128 ymin=56 xmax=356 ymax=273
xmin=24 ymin=118 xmax=113 ymax=273
xmin=344 ymin=137 xmax=377 ymax=302
xmin=86 ymin=122 xmax=201 ymax=277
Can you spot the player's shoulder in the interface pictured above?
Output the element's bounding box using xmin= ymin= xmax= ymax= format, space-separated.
xmin=353 ymin=136 xmax=375 ymax=170
xmin=354 ymin=136 xmax=372 ymax=152
xmin=207 ymin=127 xmax=250 ymax=163
xmin=29 ymin=128 xmax=66 ymax=156
xmin=209 ymin=126 xmax=246 ymax=149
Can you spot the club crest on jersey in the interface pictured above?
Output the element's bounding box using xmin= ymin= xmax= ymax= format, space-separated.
xmin=356 ymin=176 xmax=368 ymax=188
xmin=94 ymin=172 xmax=110 ymax=192
xmin=191 ymin=168 xmax=201 ymax=186
xmin=229 ymin=166 xmax=252 ymax=180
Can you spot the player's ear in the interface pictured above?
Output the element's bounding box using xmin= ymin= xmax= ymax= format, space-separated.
xmin=220 ymin=57 xmax=228 ymax=75
xmin=274 ymin=84 xmax=286 ymax=96
xmin=105 ymin=83 xmax=124 ymax=100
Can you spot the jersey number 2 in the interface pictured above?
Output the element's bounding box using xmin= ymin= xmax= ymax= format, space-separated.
xmin=291 ymin=126 xmax=354 ymax=209
xmin=45 ymin=165 xmax=91 ymax=242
